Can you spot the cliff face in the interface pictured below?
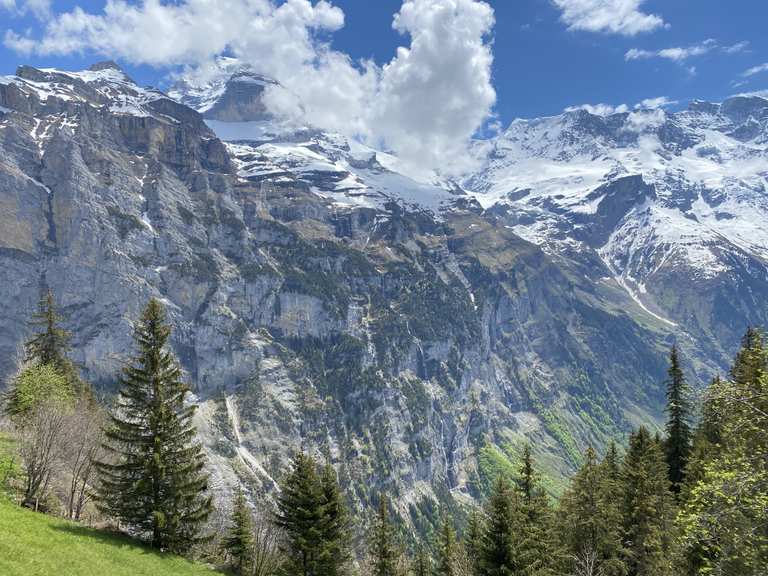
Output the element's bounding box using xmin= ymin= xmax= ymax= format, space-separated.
xmin=0 ymin=62 xmax=684 ymax=530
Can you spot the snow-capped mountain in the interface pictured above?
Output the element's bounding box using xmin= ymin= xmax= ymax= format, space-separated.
xmin=173 ymin=58 xmax=768 ymax=355
xmin=1 ymin=57 xmax=766 ymax=521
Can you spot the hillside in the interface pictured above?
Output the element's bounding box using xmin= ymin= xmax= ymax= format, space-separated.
xmin=0 ymin=500 xmax=223 ymax=576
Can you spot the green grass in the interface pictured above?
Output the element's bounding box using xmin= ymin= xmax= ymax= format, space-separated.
xmin=0 ymin=500 xmax=224 ymax=576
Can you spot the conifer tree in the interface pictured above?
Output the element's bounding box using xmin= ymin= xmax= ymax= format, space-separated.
xmin=318 ymin=463 xmax=350 ymax=576
xmin=559 ymin=446 xmax=625 ymax=576
xmin=465 ymin=506 xmax=484 ymax=576
xmin=370 ymin=495 xmax=398 ymax=576
xmin=620 ymin=427 xmax=674 ymax=576
xmin=481 ymin=476 xmax=522 ymax=576
xmin=276 ymin=452 xmax=325 ymax=576
xmin=224 ymin=488 xmax=255 ymax=574
xmin=436 ymin=516 xmax=461 ymax=576
xmin=96 ymin=299 xmax=212 ymax=552
xmin=23 ymin=288 xmax=85 ymax=396
xmin=516 ymin=447 xmax=559 ymax=576
xmin=412 ymin=546 xmax=432 ymax=576
xmin=664 ymin=345 xmax=692 ymax=494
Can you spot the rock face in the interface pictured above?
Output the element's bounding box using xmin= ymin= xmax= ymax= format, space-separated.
xmin=1 ymin=59 xmax=764 ymax=532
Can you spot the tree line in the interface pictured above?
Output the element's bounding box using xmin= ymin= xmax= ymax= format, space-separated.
xmin=2 ymin=289 xmax=766 ymax=575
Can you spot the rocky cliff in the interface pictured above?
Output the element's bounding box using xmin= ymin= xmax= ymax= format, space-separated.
xmin=2 ymin=60 xmax=760 ymax=532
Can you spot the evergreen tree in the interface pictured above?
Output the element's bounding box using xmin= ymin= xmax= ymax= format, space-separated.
xmin=620 ymin=427 xmax=674 ymax=576
xmin=436 ymin=516 xmax=461 ymax=576
xmin=663 ymin=345 xmax=692 ymax=494
xmin=276 ymin=452 xmax=325 ymax=576
xmin=481 ymin=476 xmax=522 ymax=576
xmin=465 ymin=506 xmax=484 ymax=576
xmin=224 ymin=488 xmax=255 ymax=574
xmin=318 ymin=463 xmax=350 ymax=576
xmin=516 ymin=447 xmax=559 ymax=576
xmin=559 ymin=446 xmax=626 ymax=576
xmin=412 ymin=546 xmax=432 ymax=576
xmin=23 ymin=288 xmax=85 ymax=396
xmin=370 ymin=495 xmax=398 ymax=576
xmin=96 ymin=299 xmax=212 ymax=552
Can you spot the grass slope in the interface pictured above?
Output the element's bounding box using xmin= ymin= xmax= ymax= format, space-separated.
xmin=0 ymin=500 xmax=224 ymax=576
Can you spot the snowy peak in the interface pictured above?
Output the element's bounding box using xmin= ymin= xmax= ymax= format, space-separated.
xmin=2 ymin=62 xmax=172 ymax=118
xmin=169 ymin=57 xmax=278 ymax=122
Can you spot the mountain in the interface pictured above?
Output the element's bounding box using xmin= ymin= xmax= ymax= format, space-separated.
xmin=0 ymin=58 xmax=764 ymax=531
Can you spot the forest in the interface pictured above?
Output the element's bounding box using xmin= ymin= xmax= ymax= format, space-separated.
xmin=1 ymin=289 xmax=766 ymax=576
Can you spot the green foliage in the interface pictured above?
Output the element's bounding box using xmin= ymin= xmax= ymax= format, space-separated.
xmin=620 ymin=427 xmax=674 ymax=576
xmin=477 ymin=443 xmax=518 ymax=495
xmin=275 ymin=453 xmax=350 ymax=576
xmin=0 ymin=500 xmax=223 ymax=576
xmin=558 ymin=446 xmax=626 ymax=576
xmin=480 ymin=476 xmax=523 ymax=576
xmin=96 ymin=299 xmax=212 ymax=553
xmin=223 ymin=488 xmax=255 ymax=574
xmin=677 ymin=329 xmax=768 ymax=575
xmin=664 ymin=345 xmax=692 ymax=494
xmin=4 ymin=364 xmax=73 ymax=420
xmin=435 ymin=515 xmax=462 ymax=576
xmin=0 ymin=433 xmax=22 ymax=502
xmin=370 ymin=495 xmax=399 ymax=576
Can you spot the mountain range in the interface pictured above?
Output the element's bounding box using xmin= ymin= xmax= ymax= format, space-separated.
xmin=1 ymin=58 xmax=766 ymax=528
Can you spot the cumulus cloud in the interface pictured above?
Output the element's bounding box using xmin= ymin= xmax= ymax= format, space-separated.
xmin=625 ymin=39 xmax=748 ymax=62
xmin=552 ymin=0 xmax=666 ymax=36
xmin=742 ymin=62 xmax=768 ymax=78
xmin=3 ymin=0 xmax=496 ymax=176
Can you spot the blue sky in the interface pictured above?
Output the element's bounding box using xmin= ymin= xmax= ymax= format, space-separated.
xmin=1 ymin=0 xmax=766 ymax=124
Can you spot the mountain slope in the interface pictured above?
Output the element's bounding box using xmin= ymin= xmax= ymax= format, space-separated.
xmin=1 ymin=59 xmax=759 ymax=532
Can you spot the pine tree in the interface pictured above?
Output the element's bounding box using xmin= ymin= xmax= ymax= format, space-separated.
xmin=436 ymin=516 xmax=461 ymax=576
xmin=664 ymin=345 xmax=692 ymax=494
xmin=224 ymin=488 xmax=255 ymax=574
xmin=559 ymin=446 xmax=626 ymax=576
xmin=516 ymin=447 xmax=558 ymax=576
xmin=370 ymin=495 xmax=398 ymax=576
xmin=23 ymin=288 xmax=85 ymax=396
xmin=412 ymin=546 xmax=432 ymax=576
xmin=620 ymin=427 xmax=674 ymax=576
xmin=318 ymin=463 xmax=350 ymax=576
xmin=276 ymin=452 xmax=325 ymax=576
xmin=481 ymin=476 xmax=522 ymax=576
xmin=465 ymin=506 xmax=484 ymax=576
xmin=96 ymin=299 xmax=212 ymax=552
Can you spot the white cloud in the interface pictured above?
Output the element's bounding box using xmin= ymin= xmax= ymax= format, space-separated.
xmin=565 ymin=95 xmax=677 ymax=117
xmin=742 ymin=62 xmax=768 ymax=78
xmin=625 ymin=39 xmax=748 ymax=62
xmin=635 ymin=96 xmax=677 ymax=109
xmin=3 ymin=0 xmax=495 ymax=176
xmin=564 ymin=103 xmax=629 ymax=116
xmin=1 ymin=0 xmax=51 ymax=20
xmin=552 ymin=0 xmax=666 ymax=36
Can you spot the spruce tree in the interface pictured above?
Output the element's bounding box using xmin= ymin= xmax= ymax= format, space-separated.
xmin=412 ymin=546 xmax=432 ymax=576
xmin=96 ymin=299 xmax=212 ymax=552
xmin=664 ymin=345 xmax=692 ymax=494
xmin=436 ymin=516 xmax=461 ymax=576
xmin=620 ymin=427 xmax=674 ymax=576
xmin=276 ymin=452 xmax=325 ymax=576
xmin=370 ymin=495 xmax=398 ymax=576
xmin=516 ymin=447 xmax=559 ymax=576
xmin=481 ymin=476 xmax=522 ymax=576
xmin=465 ymin=506 xmax=484 ymax=576
xmin=23 ymin=288 xmax=85 ymax=396
xmin=318 ymin=463 xmax=350 ymax=576
xmin=559 ymin=446 xmax=625 ymax=576
xmin=224 ymin=488 xmax=255 ymax=574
